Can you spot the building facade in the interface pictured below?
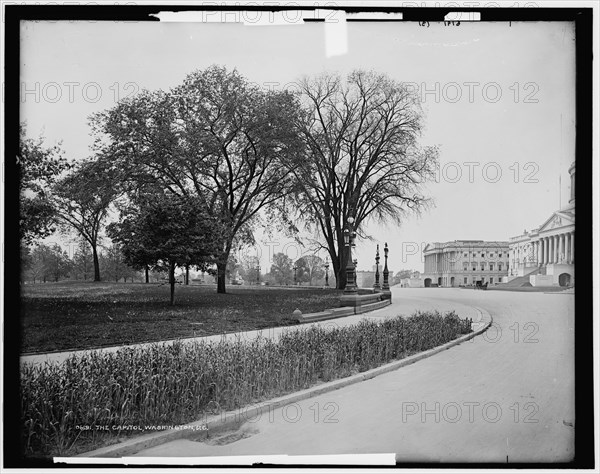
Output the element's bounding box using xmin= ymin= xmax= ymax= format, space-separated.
xmin=507 ymin=163 xmax=575 ymax=287
xmin=400 ymin=271 xmax=424 ymax=288
xmin=422 ymin=240 xmax=510 ymax=287
xmin=355 ymin=266 xmax=394 ymax=288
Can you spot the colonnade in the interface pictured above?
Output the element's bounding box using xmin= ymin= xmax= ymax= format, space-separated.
xmin=534 ymin=231 xmax=575 ymax=265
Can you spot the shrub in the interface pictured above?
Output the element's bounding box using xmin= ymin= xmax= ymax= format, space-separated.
xmin=21 ymin=310 xmax=472 ymax=456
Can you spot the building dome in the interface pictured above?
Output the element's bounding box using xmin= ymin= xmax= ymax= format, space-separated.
xmin=568 ymin=162 xmax=575 ymax=204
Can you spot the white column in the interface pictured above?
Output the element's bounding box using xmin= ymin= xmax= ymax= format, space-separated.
xmin=571 ymin=231 xmax=574 ymax=264
xmin=557 ymin=234 xmax=562 ymax=263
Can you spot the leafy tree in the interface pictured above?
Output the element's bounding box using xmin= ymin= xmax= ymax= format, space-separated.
xmin=237 ymin=254 xmax=261 ymax=285
xmin=72 ymin=239 xmax=94 ymax=281
xmin=296 ymin=254 xmax=325 ymax=286
xmin=18 ymin=124 xmax=70 ymax=245
xmin=46 ymin=244 xmax=73 ymax=282
xmin=92 ymin=65 xmax=303 ymax=294
xmin=53 ymin=157 xmax=120 ymax=281
xmin=20 ymin=245 xmax=32 ymax=283
xmin=26 ymin=243 xmax=72 ymax=282
xmin=107 ymin=194 xmax=220 ymax=305
xmin=287 ymin=70 xmax=438 ymax=289
xmin=26 ymin=245 xmax=50 ymax=283
xmin=269 ymin=252 xmax=294 ymax=285
xmin=226 ymin=254 xmax=241 ymax=281
xmin=99 ymin=243 xmax=139 ymax=283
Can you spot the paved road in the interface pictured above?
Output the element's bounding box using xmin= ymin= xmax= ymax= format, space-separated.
xmin=134 ymin=287 xmax=575 ymax=463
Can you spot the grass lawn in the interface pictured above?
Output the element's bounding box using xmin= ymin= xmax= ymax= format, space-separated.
xmin=20 ymin=282 xmax=345 ymax=354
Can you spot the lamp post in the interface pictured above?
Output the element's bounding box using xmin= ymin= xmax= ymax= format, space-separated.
xmin=382 ymin=242 xmax=391 ymax=300
xmin=293 ymin=265 xmax=298 ymax=285
xmin=257 ymin=264 xmax=260 ymax=285
xmin=324 ymin=257 xmax=330 ymax=287
xmin=374 ymin=244 xmax=381 ymax=291
xmin=343 ymin=216 xmax=357 ymax=293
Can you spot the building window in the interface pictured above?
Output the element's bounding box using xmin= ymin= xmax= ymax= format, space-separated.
xmin=464 ymin=252 xmax=468 ymax=257
xmin=472 ymin=263 xmax=476 ymax=271
xmin=490 ymin=277 xmax=494 ymax=284
xmin=464 ymin=277 xmax=468 ymax=284
xmin=498 ymin=264 xmax=502 ymax=272
xmin=481 ymin=263 xmax=486 ymax=271
xmin=490 ymin=263 xmax=494 ymax=271
xmin=481 ymin=253 xmax=485 ymax=257
xmin=499 ymin=253 xmax=502 ymax=257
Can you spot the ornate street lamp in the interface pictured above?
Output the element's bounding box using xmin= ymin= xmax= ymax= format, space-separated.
xmin=293 ymin=265 xmax=298 ymax=285
xmin=324 ymin=257 xmax=330 ymax=287
xmin=344 ymin=215 xmax=357 ymax=293
xmin=382 ymin=242 xmax=390 ymax=292
xmin=374 ymin=244 xmax=381 ymax=291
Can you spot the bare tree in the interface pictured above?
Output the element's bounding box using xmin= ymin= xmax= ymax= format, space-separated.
xmin=287 ymin=70 xmax=439 ymax=289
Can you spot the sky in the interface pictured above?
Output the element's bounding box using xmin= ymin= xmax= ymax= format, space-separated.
xmin=19 ymin=15 xmax=576 ymax=274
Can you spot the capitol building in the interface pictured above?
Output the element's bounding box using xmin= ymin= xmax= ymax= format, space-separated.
xmin=418 ymin=163 xmax=575 ymax=289
xmin=506 ymin=162 xmax=575 ymax=287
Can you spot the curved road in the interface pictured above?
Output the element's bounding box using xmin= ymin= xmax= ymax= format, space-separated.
xmin=133 ymin=287 xmax=575 ymax=463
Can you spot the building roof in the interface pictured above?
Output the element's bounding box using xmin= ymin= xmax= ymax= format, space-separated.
xmin=423 ymin=240 xmax=510 ymax=254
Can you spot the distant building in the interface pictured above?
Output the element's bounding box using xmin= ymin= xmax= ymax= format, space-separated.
xmin=399 ymin=271 xmax=424 ymax=288
xmin=507 ymin=162 xmax=575 ymax=287
xmin=422 ymin=240 xmax=510 ymax=287
xmin=355 ymin=266 xmax=394 ymax=289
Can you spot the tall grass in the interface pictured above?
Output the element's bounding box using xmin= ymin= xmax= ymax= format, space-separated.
xmin=21 ymin=310 xmax=472 ymax=456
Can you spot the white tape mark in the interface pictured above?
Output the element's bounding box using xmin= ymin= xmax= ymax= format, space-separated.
xmin=324 ymin=10 xmax=347 ymax=58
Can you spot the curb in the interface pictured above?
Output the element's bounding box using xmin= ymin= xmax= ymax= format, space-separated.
xmin=77 ymin=306 xmax=492 ymax=458
xmin=23 ymin=296 xmax=388 ymax=361
xmin=297 ymin=298 xmax=392 ymax=323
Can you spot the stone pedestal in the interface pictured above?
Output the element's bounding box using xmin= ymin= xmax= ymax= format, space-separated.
xmin=340 ymin=292 xmax=383 ymax=308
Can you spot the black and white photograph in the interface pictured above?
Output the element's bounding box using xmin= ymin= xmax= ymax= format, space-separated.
xmin=3 ymin=1 xmax=596 ymax=470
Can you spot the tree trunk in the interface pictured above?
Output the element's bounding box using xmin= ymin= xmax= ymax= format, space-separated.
xmin=185 ymin=265 xmax=190 ymax=285
xmin=169 ymin=261 xmax=176 ymax=306
xmin=216 ymin=261 xmax=227 ymax=294
xmin=334 ymin=246 xmax=347 ymax=290
xmin=145 ymin=265 xmax=149 ymax=283
xmin=92 ymin=243 xmax=101 ymax=282
xmin=337 ymin=267 xmax=347 ymax=290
